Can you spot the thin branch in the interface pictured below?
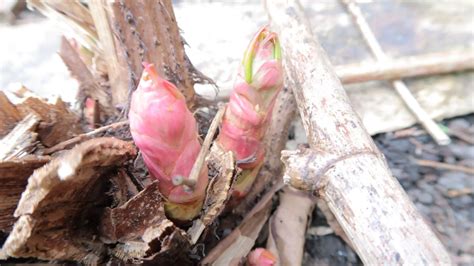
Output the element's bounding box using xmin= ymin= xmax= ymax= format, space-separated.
xmin=42 ymin=120 xmax=129 ymax=154
xmin=341 ymin=0 xmax=451 ymax=146
xmin=336 ymin=50 xmax=474 ymax=84
xmin=415 ymin=159 xmax=474 ymax=175
xmin=214 ymin=49 xmax=474 ymax=101
xmin=185 ymin=105 xmax=225 ymax=189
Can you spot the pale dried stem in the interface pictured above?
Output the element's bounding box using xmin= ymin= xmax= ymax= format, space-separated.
xmin=203 ymin=181 xmax=284 ymax=265
xmin=42 ymin=120 xmax=129 ymax=154
xmin=266 ymin=0 xmax=452 ymax=264
xmin=186 ymin=106 xmax=225 ymax=189
xmin=215 ymin=50 xmax=474 ymax=101
xmin=88 ymin=0 xmax=128 ymax=106
xmin=336 ymin=50 xmax=474 ymax=84
xmin=415 ymin=159 xmax=474 ymax=175
xmin=266 ymin=186 xmax=315 ymax=266
xmin=342 ymin=0 xmax=451 ymax=145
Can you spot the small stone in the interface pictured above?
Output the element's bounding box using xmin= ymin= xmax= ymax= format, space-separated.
xmin=437 ymin=172 xmax=469 ymax=191
xmin=450 ymin=195 xmax=473 ymax=208
xmin=450 ymin=144 xmax=474 ymax=160
xmin=448 ymin=118 xmax=470 ymax=131
xmin=415 ymin=202 xmax=431 ymax=216
xmin=407 ymin=189 xmax=420 ymax=201
xmin=418 ymin=192 xmax=434 ymax=204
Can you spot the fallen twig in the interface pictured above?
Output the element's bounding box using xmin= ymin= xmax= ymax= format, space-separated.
xmin=447 ymin=127 xmax=474 ymax=145
xmin=214 ymin=50 xmax=474 ymax=102
xmin=42 ymin=120 xmax=129 ymax=154
xmin=187 ymin=105 xmax=225 ymax=189
xmin=341 ymin=0 xmax=451 ymax=146
xmin=415 ymin=159 xmax=474 ymax=175
xmin=336 ymin=50 xmax=474 ymax=84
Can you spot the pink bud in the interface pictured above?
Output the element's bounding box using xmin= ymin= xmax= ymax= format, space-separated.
xmin=218 ymin=26 xmax=283 ymax=198
xmin=129 ymin=63 xmax=208 ymax=220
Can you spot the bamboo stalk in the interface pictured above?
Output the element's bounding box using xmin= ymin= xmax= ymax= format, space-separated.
xmin=341 ymin=0 xmax=451 ymax=145
xmin=214 ymin=49 xmax=474 ymax=101
xmin=266 ymin=0 xmax=452 ymax=264
xmin=336 ymin=50 xmax=474 ymax=84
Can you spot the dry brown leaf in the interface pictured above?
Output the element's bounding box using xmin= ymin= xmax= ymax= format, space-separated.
xmin=100 ymin=180 xmax=193 ymax=264
xmin=27 ymin=0 xmax=99 ymax=52
xmin=266 ymin=186 xmax=315 ymax=266
xmin=59 ymin=36 xmax=112 ymax=115
xmin=1 ymin=137 xmax=136 ymax=263
xmin=202 ymin=183 xmax=282 ymax=265
xmin=0 ymin=156 xmax=50 ymax=232
xmin=0 ymin=91 xmax=22 ymax=137
xmin=16 ymin=97 xmax=82 ymax=147
xmin=100 ymin=181 xmax=170 ymax=243
xmin=0 ymin=114 xmax=39 ymax=161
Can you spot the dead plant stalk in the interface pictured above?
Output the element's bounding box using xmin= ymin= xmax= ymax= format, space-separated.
xmin=266 ymin=0 xmax=452 ymax=264
xmin=341 ymin=0 xmax=451 ymax=145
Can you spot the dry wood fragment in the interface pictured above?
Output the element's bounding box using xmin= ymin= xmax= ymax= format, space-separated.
xmin=101 ymin=181 xmax=192 ymax=263
xmin=203 ymin=182 xmax=283 ymax=265
xmin=266 ymin=0 xmax=452 ymax=264
xmin=16 ymin=97 xmax=82 ymax=147
xmin=188 ymin=143 xmax=235 ymax=245
xmin=342 ymin=0 xmax=451 ymax=145
xmin=59 ymin=36 xmax=112 ymax=114
xmin=266 ymin=186 xmax=315 ymax=266
xmin=88 ymin=0 xmax=128 ymax=108
xmin=100 ymin=181 xmax=172 ymax=242
xmin=0 ymin=114 xmax=39 ymax=161
xmin=43 ymin=120 xmax=129 ymax=154
xmin=1 ymin=137 xmax=136 ymax=262
xmin=27 ymin=0 xmax=100 ymax=53
xmin=0 ymin=156 xmax=50 ymax=232
xmin=0 ymin=91 xmax=22 ymax=137
xmin=336 ymin=50 xmax=474 ymax=84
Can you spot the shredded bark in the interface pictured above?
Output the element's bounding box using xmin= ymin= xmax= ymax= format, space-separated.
xmin=0 ymin=156 xmax=50 ymax=233
xmin=16 ymin=97 xmax=82 ymax=147
xmin=0 ymin=92 xmax=22 ymax=137
xmin=1 ymin=137 xmax=136 ymax=263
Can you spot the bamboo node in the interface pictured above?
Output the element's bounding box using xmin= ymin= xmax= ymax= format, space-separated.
xmin=281 ymin=147 xmax=379 ymax=194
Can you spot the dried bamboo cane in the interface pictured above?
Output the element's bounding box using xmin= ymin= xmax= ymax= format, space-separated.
xmin=214 ymin=49 xmax=474 ymax=101
xmin=341 ymin=0 xmax=451 ymax=145
xmin=336 ymin=50 xmax=474 ymax=84
xmin=266 ymin=0 xmax=452 ymax=265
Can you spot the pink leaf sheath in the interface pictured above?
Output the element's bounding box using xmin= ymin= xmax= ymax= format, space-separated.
xmin=129 ymin=63 xmax=208 ymax=221
xmin=218 ymin=26 xmax=284 ymax=198
xmin=247 ymin=248 xmax=277 ymax=266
